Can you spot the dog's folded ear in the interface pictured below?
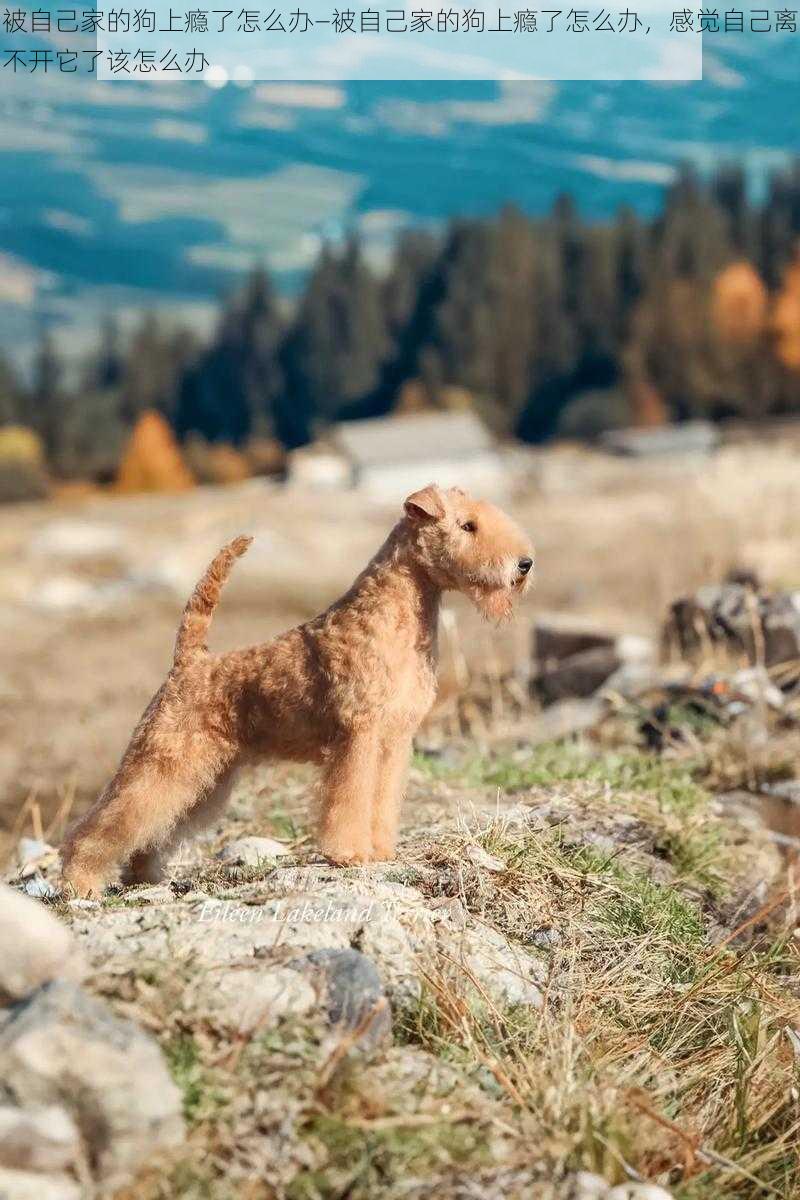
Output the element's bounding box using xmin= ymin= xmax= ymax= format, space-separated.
xmin=404 ymin=484 xmax=446 ymax=522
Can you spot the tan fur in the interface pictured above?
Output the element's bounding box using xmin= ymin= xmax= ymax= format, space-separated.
xmin=60 ymin=484 xmax=534 ymax=897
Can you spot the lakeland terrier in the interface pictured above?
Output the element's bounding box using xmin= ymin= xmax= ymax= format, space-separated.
xmin=60 ymin=484 xmax=534 ymax=897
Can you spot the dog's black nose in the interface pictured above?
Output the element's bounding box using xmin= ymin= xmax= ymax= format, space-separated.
xmin=518 ymin=557 xmax=533 ymax=575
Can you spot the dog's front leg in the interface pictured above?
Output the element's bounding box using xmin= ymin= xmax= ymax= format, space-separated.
xmin=319 ymin=729 xmax=378 ymax=865
xmin=371 ymin=732 xmax=413 ymax=861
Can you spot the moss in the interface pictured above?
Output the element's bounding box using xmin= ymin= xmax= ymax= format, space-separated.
xmin=289 ymin=1112 xmax=491 ymax=1200
xmin=164 ymin=1033 xmax=228 ymax=1124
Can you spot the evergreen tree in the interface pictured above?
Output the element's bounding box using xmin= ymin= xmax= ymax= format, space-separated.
xmin=176 ymin=268 xmax=284 ymax=445
xmin=281 ymin=239 xmax=391 ymax=437
xmin=0 ymin=354 xmax=21 ymax=426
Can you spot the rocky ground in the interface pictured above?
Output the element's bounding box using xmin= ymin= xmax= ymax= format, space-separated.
xmin=3 ymin=443 xmax=800 ymax=1198
xmin=2 ymin=744 xmax=798 ymax=1200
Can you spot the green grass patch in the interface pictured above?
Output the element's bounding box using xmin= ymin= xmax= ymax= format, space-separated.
xmin=414 ymin=743 xmax=708 ymax=815
xmin=164 ymin=1033 xmax=228 ymax=1124
xmin=289 ymin=1112 xmax=489 ymax=1200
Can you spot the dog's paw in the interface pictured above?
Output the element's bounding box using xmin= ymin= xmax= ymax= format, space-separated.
xmin=319 ymin=841 xmax=372 ymax=867
xmin=60 ymin=866 xmax=105 ymax=900
xmin=369 ymin=842 xmax=396 ymax=863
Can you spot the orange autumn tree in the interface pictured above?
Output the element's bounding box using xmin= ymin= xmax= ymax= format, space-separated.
xmin=711 ymin=261 xmax=768 ymax=343
xmin=116 ymin=410 xmax=194 ymax=493
xmin=772 ymin=252 xmax=800 ymax=370
xmin=629 ymin=377 xmax=669 ymax=427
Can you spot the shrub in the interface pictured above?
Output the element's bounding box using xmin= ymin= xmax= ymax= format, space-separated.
xmin=555 ymin=386 xmax=631 ymax=441
xmin=116 ymin=410 xmax=194 ymax=493
xmin=184 ymin=436 xmax=252 ymax=486
xmin=0 ymin=425 xmax=49 ymax=503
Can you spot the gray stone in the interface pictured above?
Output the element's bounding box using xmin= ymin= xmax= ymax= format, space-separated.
xmin=763 ymin=780 xmax=800 ymax=804
xmin=0 ymin=980 xmax=184 ymax=1185
xmin=567 ymin=1173 xmax=610 ymax=1199
xmin=183 ymin=964 xmax=316 ymax=1034
xmin=465 ymin=844 xmax=506 ymax=872
xmin=0 ymin=1105 xmax=79 ymax=1173
xmin=537 ymin=645 xmax=623 ymax=703
xmin=729 ymin=666 xmax=785 ymax=710
xmin=664 ymin=583 xmax=800 ymax=671
xmin=607 ymin=1186 xmax=673 ymax=1200
xmin=0 ymin=1168 xmax=81 ymax=1200
xmin=217 ymin=836 xmax=289 ymax=867
xmin=128 ymin=883 xmax=174 ymax=904
xmin=533 ymin=619 xmax=655 ymax=704
xmin=448 ymin=925 xmax=543 ymax=1008
xmin=0 ymin=883 xmax=77 ymax=1003
xmin=17 ymin=839 xmax=55 ymax=874
xmin=21 ymin=877 xmax=57 ymax=901
xmin=524 ymin=698 xmax=608 ymax=744
xmin=534 ymin=615 xmax=616 ymax=665
xmin=296 ymin=948 xmax=391 ymax=1052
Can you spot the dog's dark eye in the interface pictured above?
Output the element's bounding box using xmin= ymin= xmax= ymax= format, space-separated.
xmin=460 ymin=521 xmax=477 ymax=533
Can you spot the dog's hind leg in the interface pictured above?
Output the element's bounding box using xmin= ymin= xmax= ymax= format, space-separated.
xmin=318 ymin=730 xmax=378 ymax=865
xmin=133 ymin=765 xmax=240 ymax=881
xmin=121 ymin=846 xmax=165 ymax=887
xmin=62 ymin=743 xmax=234 ymax=898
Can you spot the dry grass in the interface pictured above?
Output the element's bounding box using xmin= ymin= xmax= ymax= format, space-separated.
xmin=4 ymin=439 xmax=800 ymax=1195
xmin=3 ymin=435 xmax=800 ymax=847
xmin=80 ymin=747 xmax=800 ymax=1200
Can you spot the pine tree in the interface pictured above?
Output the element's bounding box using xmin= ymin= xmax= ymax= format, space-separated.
xmin=0 ymin=354 xmax=21 ymax=426
xmin=30 ymin=330 xmax=63 ymax=459
xmin=281 ymin=239 xmax=391 ymax=437
xmin=177 ymin=268 xmax=284 ymax=445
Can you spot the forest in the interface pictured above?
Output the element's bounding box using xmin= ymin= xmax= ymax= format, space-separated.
xmin=4 ymin=160 xmax=800 ymax=495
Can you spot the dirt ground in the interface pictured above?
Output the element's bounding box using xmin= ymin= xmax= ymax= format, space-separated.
xmin=2 ymin=435 xmax=800 ymax=855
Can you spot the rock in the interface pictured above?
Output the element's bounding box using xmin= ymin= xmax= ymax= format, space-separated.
xmin=607 ymin=1185 xmax=673 ymax=1200
xmin=601 ymin=661 xmax=668 ymax=701
xmin=21 ymin=876 xmax=57 ymax=900
xmin=527 ymin=926 xmax=563 ymax=949
xmin=0 ymin=1169 xmax=81 ymax=1200
xmin=763 ymin=780 xmax=800 ymax=805
xmin=524 ymin=698 xmax=608 ymax=743
xmin=728 ymin=666 xmax=785 ymax=710
xmin=0 ymin=884 xmax=77 ymax=1003
xmin=17 ymin=838 xmax=55 ymax=873
xmin=0 ymin=980 xmax=184 ymax=1185
xmin=71 ymin=872 xmax=545 ymax=1021
xmin=567 ymin=1173 xmax=610 ymax=1199
xmin=449 ymin=925 xmax=543 ymax=1008
xmin=128 ymin=884 xmax=174 ymax=904
xmin=184 ymin=964 xmax=316 ymax=1034
xmin=0 ymin=1105 xmax=79 ymax=1172
xmin=534 ymin=614 xmax=616 ymax=664
xmin=537 ymin=645 xmax=623 ymax=703
xmin=465 ymin=844 xmax=505 ymax=872
xmin=296 ymin=948 xmax=391 ymax=1052
xmin=533 ymin=617 xmax=655 ymax=704
xmin=664 ymin=583 xmax=800 ymax=672
xmin=217 ymin=836 xmax=289 ymax=867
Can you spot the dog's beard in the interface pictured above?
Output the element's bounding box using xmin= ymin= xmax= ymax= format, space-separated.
xmin=471 ymin=585 xmax=515 ymax=623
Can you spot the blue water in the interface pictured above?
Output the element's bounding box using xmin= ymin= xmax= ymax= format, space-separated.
xmin=0 ymin=33 xmax=797 ymax=356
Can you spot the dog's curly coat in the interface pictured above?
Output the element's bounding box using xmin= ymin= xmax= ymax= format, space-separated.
xmin=61 ymin=484 xmax=534 ymax=897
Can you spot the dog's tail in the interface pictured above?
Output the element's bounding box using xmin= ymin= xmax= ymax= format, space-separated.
xmin=173 ymin=535 xmax=253 ymax=668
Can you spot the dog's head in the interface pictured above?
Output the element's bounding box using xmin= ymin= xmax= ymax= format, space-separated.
xmin=403 ymin=484 xmax=534 ymax=622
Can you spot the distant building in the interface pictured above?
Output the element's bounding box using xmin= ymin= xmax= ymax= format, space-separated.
xmin=289 ymin=411 xmax=506 ymax=500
